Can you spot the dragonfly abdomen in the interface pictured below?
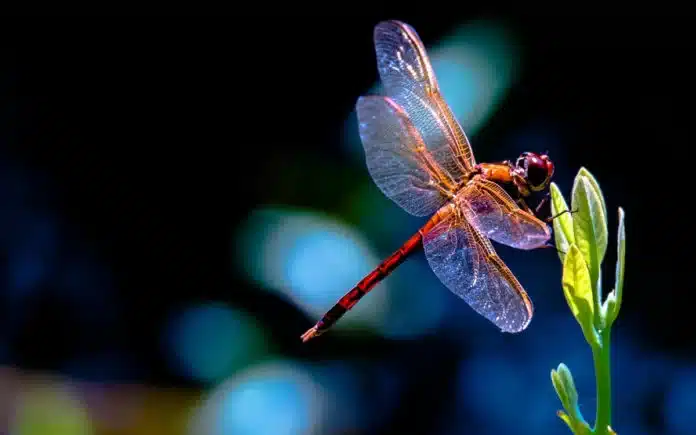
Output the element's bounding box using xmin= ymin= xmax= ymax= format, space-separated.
xmin=300 ymin=205 xmax=451 ymax=342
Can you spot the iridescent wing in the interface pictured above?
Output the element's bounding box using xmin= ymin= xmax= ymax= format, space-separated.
xmin=423 ymin=208 xmax=533 ymax=333
xmin=356 ymin=95 xmax=454 ymax=217
xmin=373 ymin=20 xmax=476 ymax=179
xmin=459 ymin=176 xmax=551 ymax=250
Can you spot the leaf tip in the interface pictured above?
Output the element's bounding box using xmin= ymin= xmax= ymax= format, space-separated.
xmin=557 ymin=410 xmax=573 ymax=428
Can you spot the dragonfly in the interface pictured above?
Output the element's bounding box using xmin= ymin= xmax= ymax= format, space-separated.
xmin=301 ymin=20 xmax=563 ymax=342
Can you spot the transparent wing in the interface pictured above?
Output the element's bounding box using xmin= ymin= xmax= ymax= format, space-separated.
xmin=459 ymin=176 xmax=551 ymax=250
xmin=373 ymin=20 xmax=476 ymax=179
xmin=357 ymin=95 xmax=453 ymax=217
xmin=423 ymin=209 xmax=533 ymax=333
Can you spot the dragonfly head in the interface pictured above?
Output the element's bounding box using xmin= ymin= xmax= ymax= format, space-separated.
xmin=515 ymin=152 xmax=555 ymax=192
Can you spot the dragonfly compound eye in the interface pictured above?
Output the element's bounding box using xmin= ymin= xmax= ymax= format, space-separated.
xmin=525 ymin=153 xmax=552 ymax=189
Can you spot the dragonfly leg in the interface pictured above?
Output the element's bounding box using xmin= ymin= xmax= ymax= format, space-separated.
xmin=535 ymin=192 xmax=551 ymax=215
xmin=516 ymin=197 xmax=534 ymax=214
xmin=545 ymin=208 xmax=578 ymax=223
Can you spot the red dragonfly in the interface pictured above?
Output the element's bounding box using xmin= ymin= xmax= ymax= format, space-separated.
xmin=301 ymin=20 xmax=560 ymax=342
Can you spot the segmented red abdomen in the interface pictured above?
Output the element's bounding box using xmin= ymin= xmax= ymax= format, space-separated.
xmin=300 ymin=205 xmax=452 ymax=341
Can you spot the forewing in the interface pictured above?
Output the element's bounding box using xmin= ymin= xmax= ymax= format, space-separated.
xmin=357 ymin=95 xmax=451 ymax=217
xmin=373 ymin=20 xmax=475 ymax=179
xmin=423 ymin=210 xmax=533 ymax=333
xmin=459 ymin=177 xmax=551 ymax=250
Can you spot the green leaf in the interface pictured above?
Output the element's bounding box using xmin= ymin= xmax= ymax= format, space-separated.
xmin=601 ymin=290 xmax=618 ymax=328
xmin=556 ymin=411 xmax=575 ymax=433
xmin=563 ymin=244 xmax=598 ymax=345
xmin=571 ymin=169 xmax=608 ymax=265
xmin=551 ymin=368 xmax=570 ymax=411
xmin=552 ymin=363 xmax=589 ymax=435
xmin=571 ymin=170 xmax=608 ymax=324
xmin=577 ymin=167 xmax=608 ymax=233
xmin=603 ymin=207 xmax=626 ymax=327
xmin=551 ymin=363 xmax=579 ymax=411
xmin=550 ymin=182 xmax=574 ymax=263
xmin=556 ymin=410 xmax=592 ymax=435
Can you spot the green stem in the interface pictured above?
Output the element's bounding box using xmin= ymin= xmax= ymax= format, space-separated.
xmin=591 ymin=327 xmax=612 ymax=434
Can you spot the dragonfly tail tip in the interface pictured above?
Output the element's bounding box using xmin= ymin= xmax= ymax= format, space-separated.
xmin=300 ymin=326 xmax=319 ymax=343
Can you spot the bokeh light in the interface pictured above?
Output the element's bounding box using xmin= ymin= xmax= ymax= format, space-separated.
xmin=190 ymin=360 xmax=327 ymax=435
xmin=429 ymin=19 xmax=521 ymax=137
xmin=165 ymin=302 xmax=269 ymax=384
xmin=10 ymin=380 xmax=95 ymax=435
xmin=235 ymin=206 xmax=388 ymax=333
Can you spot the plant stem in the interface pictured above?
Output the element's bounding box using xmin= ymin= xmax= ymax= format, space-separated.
xmin=591 ymin=327 xmax=612 ymax=434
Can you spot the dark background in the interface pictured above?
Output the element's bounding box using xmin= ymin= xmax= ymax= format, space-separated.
xmin=1 ymin=14 xmax=694 ymax=435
